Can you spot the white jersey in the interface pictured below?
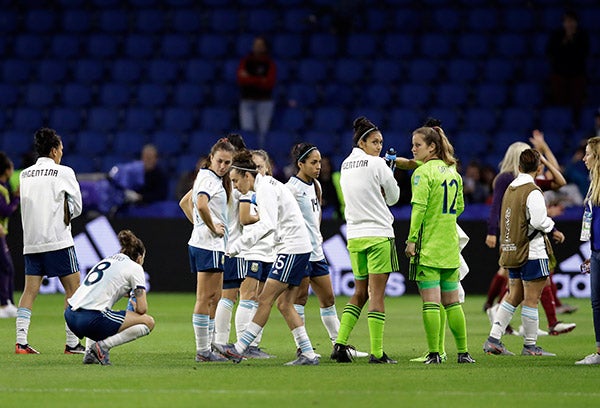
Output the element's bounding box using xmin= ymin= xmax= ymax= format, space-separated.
xmin=340 ymin=147 xmax=399 ymax=239
xmin=286 ymin=176 xmax=324 ymax=261
xmin=226 ymin=187 xmax=243 ymax=252
xmin=188 ymin=168 xmax=228 ymax=251
xmin=238 ymin=191 xmax=275 ymax=262
xmin=68 ymin=253 xmax=146 ymax=311
xmin=20 ymin=157 xmax=83 ymax=254
xmin=228 ymin=174 xmax=311 ymax=257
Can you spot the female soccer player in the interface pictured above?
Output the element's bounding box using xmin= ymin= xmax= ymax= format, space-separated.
xmin=65 ymin=230 xmax=154 ymax=365
xmin=16 ymin=128 xmax=84 ymax=355
xmin=405 ymin=124 xmax=475 ymax=364
xmin=179 ymin=138 xmax=235 ymax=362
xmin=222 ymin=150 xmax=318 ymax=365
xmin=331 ymin=116 xmax=400 ymax=364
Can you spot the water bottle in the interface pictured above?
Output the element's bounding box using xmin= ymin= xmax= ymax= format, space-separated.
xmin=385 ymin=148 xmax=397 ymax=172
xmin=126 ymin=290 xmax=136 ymax=312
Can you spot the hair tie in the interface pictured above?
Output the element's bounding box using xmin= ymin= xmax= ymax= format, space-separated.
xmin=297 ymin=146 xmax=317 ymax=163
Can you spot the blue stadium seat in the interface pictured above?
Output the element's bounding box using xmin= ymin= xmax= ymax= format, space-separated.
xmin=309 ymin=33 xmax=338 ymax=58
xmin=87 ymin=34 xmax=118 ymax=58
xmin=362 ymin=84 xmax=393 ymax=108
xmin=175 ymin=153 xmax=200 ymax=174
xmin=124 ymin=35 xmax=155 ymax=59
xmin=148 ymin=59 xmax=179 ymax=84
xmin=287 ymin=84 xmax=318 ymax=108
xmin=350 ymin=108 xmax=384 ymax=132
xmin=457 ymin=34 xmax=489 ymax=58
xmin=483 ymin=59 xmax=516 ymax=83
xmin=14 ymin=34 xmax=45 ymax=59
xmin=111 ymin=59 xmax=143 ymax=83
xmin=531 ymin=33 xmax=547 ymax=57
xmin=2 ymin=59 xmax=32 ymax=83
xmin=63 ymin=83 xmax=93 ymax=107
xmin=0 ymin=84 xmax=18 ymax=108
xmin=234 ymin=33 xmax=255 ymax=58
xmin=499 ymin=107 xmax=534 ymax=132
xmin=454 ymin=131 xmax=489 ymax=158
xmin=136 ymin=9 xmax=165 ymax=33
xmin=37 ymin=60 xmax=68 ymax=82
xmin=12 ymin=108 xmax=43 ymax=132
xmin=246 ymin=9 xmax=278 ymax=33
xmin=313 ymin=107 xmax=346 ymax=133
xmin=432 ymin=8 xmax=462 ymax=32
xmin=185 ymin=59 xmax=215 ymax=83
xmin=163 ymin=108 xmax=194 ymax=132
xmin=189 ymin=130 xmax=219 ymax=154
xmin=62 ymin=156 xmax=97 ymax=174
xmin=1 ymin=131 xmax=34 ymax=157
xmin=297 ymin=59 xmax=327 ymax=84
xmin=282 ymin=8 xmax=312 ymax=33
xmin=334 ymin=59 xmax=365 ymax=84
xmin=152 ymin=130 xmax=184 ymax=155
xmin=25 ymin=83 xmax=55 ymax=107
xmin=522 ymin=59 xmax=549 ymax=82
xmin=407 ymin=59 xmax=440 ymax=82
xmin=25 ymin=9 xmax=56 ymax=33
xmin=49 ymin=108 xmax=82 ymax=133
xmin=512 ymin=82 xmax=543 ymax=108
xmin=427 ymin=107 xmax=459 ymax=135
xmin=161 ymin=34 xmax=190 ymax=58
xmin=382 ymin=34 xmax=414 ymax=57
xmin=62 ymin=9 xmax=91 ymax=32
xmin=74 ymin=59 xmax=105 ymax=84
xmin=371 ymin=59 xmax=402 ymax=84
xmin=113 ymin=131 xmax=148 ymax=156
xmin=346 ymin=33 xmax=377 ymax=58
xmin=474 ymin=84 xmax=508 ymax=108
xmin=304 ymin=130 xmax=337 ymax=156
xmin=398 ymin=84 xmax=430 ymax=108
xmin=420 ymin=34 xmax=453 ymax=57
xmin=437 ymin=84 xmax=468 ymax=107
xmin=388 ymin=108 xmax=421 ymax=134
xmin=172 ymin=9 xmax=202 ymax=32
xmin=539 ymin=107 xmax=574 ymax=133
xmin=321 ymin=84 xmax=354 ymax=107
xmin=0 ymin=10 xmax=18 ymax=33
xmin=100 ymin=83 xmax=131 ymax=107
xmin=393 ymin=9 xmax=421 ymax=32
xmin=125 ymin=108 xmax=156 ymax=132
xmin=174 ymin=83 xmax=205 ymax=107
xmin=99 ymin=9 xmax=129 ymax=33
xmin=495 ymin=34 xmax=528 ymax=58
xmin=76 ymin=130 xmax=109 ymax=155
xmin=503 ymin=7 xmax=534 ymax=32
xmin=493 ymin=131 xmax=523 ymax=154
xmin=272 ymin=34 xmax=303 ymax=59
xmin=466 ymin=8 xmax=498 ymax=32
xmin=264 ymin=130 xmax=295 ymax=159
xmin=200 ymin=107 xmax=233 ymax=133
xmin=541 ymin=7 xmax=564 ymax=31
xmin=447 ymin=59 xmax=478 ymax=83
xmin=51 ymin=34 xmax=80 ymax=58
xmin=137 ymin=84 xmax=168 ymax=108
xmin=463 ymin=108 xmax=497 ymax=132
xmin=271 ymin=108 xmax=305 ymax=132
xmin=208 ymin=9 xmax=240 ymax=33
xmin=88 ymin=107 xmax=120 ymax=132
xmin=365 ymin=9 xmax=389 ymax=32
xmin=198 ymin=34 xmax=229 ymax=58
xmin=211 ymin=83 xmax=238 ymax=105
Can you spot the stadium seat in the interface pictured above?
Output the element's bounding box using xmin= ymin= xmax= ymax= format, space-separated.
xmin=427 ymin=107 xmax=459 ymax=135
xmin=125 ymin=108 xmax=156 ymax=132
xmin=172 ymin=9 xmax=202 ymax=32
xmin=99 ymin=9 xmax=129 ymax=33
xmin=200 ymin=107 xmax=234 ymax=133
xmin=499 ymin=107 xmax=535 ymax=132
xmin=73 ymin=59 xmax=105 ymax=84
xmin=136 ymin=84 xmax=168 ymax=108
xmin=474 ymin=84 xmax=508 ymax=108
xmin=362 ymin=84 xmax=393 ymax=108
xmin=2 ymin=59 xmax=32 ymax=83
xmin=388 ymin=108 xmax=421 ymax=134
xmin=371 ymin=59 xmax=402 ymax=84
xmin=334 ymin=59 xmax=365 ymax=84
xmin=483 ymin=58 xmax=516 ymax=83
xmin=124 ymin=35 xmax=155 ymax=59
xmin=398 ymin=84 xmax=430 ymax=108
xmin=466 ymin=8 xmax=498 ymax=32
xmin=0 ymin=10 xmax=18 ymax=33
xmin=287 ymin=84 xmax=318 ymax=108
xmin=457 ymin=34 xmax=489 ymax=58
xmin=88 ymin=107 xmax=120 ymax=132
xmin=304 ymin=130 xmax=338 ymax=157
xmin=420 ymin=34 xmax=453 ymax=58
xmin=346 ymin=33 xmax=377 ymax=58
xmin=49 ymin=108 xmax=82 ymax=133
xmin=152 ymin=130 xmax=184 ymax=155
xmin=447 ymin=59 xmax=479 ymax=83
xmin=100 ymin=83 xmax=131 ymax=107
xmin=211 ymin=83 xmax=238 ymax=106
xmin=76 ymin=130 xmax=110 ymax=155
xmin=407 ymin=59 xmax=440 ymax=82
xmin=37 ymin=60 xmax=68 ymax=82
xmin=0 ymin=84 xmax=18 ymax=108
xmin=272 ymin=34 xmax=304 ymax=59
xmin=189 ymin=130 xmax=219 ymax=154
xmin=321 ymin=84 xmax=354 ymax=107
xmin=174 ymin=83 xmax=205 ymax=107
xmin=161 ymin=34 xmax=190 ymax=58
xmin=135 ymin=9 xmax=165 ymax=33
xmin=185 ymin=59 xmax=215 ymax=83
xmin=111 ymin=59 xmax=144 ymax=83
xmin=350 ymin=108 xmax=384 ymax=132
xmin=62 ymin=9 xmax=91 ymax=33
xmin=264 ymin=130 xmax=295 ymax=159
xmin=208 ymin=8 xmax=240 ymax=33
xmin=25 ymin=9 xmax=56 ymax=33
xmin=437 ymin=83 xmax=468 ymax=107
xmin=246 ymin=9 xmax=278 ymax=33
xmin=539 ymin=107 xmax=574 ymax=133
xmin=454 ymin=131 xmax=489 ymax=158
xmin=14 ymin=34 xmax=45 ymax=59
xmin=463 ymin=108 xmax=497 ymax=132
xmin=365 ymin=9 xmax=389 ymax=32
xmin=313 ymin=107 xmax=346 ymax=133
xmin=297 ymin=59 xmax=327 ymax=84
xmin=235 ymin=33 xmax=255 ymax=58
xmin=392 ymin=8 xmax=421 ymax=33
xmin=198 ymin=34 xmax=229 ymax=58
xmin=63 ymin=83 xmax=93 ymax=107
xmin=25 ymin=83 xmax=55 ymax=107
xmin=494 ymin=34 xmax=528 ymax=58
xmin=1 ymin=130 xmax=35 ymax=157
xmin=502 ymin=7 xmax=535 ymax=32
xmin=309 ymin=33 xmax=338 ymax=58
xmin=12 ymin=108 xmax=44 ymax=132
xmin=432 ymin=8 xmax=462 ymax=32
xmin=62 ymin=156 xmax=98 ymax=174
xmin=382 ymin=33 xmax=414 ymax=58
xmin=87 ymin=34 xmax=119 ymax=58
xmin=512 ymin=82 xmax=543 ymax=108
xmin=113 ymin=131 xmax=149 ymax=157
xmin=282 ymin=8 xmax=312 ymax=33
xmin=163 ymin=108 xmax=194 ymax=132
xmin=51 ymin=34 xmax=80 ymax=58
xmin=271 ymin=108 xmax=305 ymax=132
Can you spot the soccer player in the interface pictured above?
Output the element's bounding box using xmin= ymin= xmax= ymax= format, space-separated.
xmin=405 ymin=124 xmax=475 ymax=364
xmin=331 ymin=116 xmax=400 ymax=364
xmin=221 ymin=149 xmax=318 ymax=365
xmin=179 ymin=138 xmax=235 ymax=362
xmin=16 ymin=128 xmax=84 ymax=355
xmin=65 ymin=230 xmax=154 ymax=365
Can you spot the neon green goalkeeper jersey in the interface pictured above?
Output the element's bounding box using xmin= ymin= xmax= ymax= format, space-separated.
xmin=408 ymin=159 xmax=464 ymax=269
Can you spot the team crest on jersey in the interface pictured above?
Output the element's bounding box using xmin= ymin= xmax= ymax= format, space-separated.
xmin=413 ymin=175 xmax=421 ymax=185
xmin=250 ymin=262 xmax=259 ymax=272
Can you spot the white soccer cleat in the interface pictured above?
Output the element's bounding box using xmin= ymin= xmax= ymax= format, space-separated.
xmin=575 ymin=353 xmax=600 ymax=365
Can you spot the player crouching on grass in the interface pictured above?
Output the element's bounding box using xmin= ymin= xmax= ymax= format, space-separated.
xmin=64 ymin=230 xmax=154 ymax=365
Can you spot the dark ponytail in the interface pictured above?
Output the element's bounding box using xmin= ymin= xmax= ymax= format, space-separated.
xmin=118 ymin=230 xmax=146 ymax=261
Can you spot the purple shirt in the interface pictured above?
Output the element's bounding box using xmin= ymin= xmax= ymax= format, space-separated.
xmin=487 ymin=172 xmax=514 ymax=236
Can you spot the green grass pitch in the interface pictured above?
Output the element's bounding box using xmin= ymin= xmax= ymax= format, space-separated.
xmin=1 ymin=293 xmax=599 ymax=407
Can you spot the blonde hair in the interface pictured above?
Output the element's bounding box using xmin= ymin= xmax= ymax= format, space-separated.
xmin=499 ymin=142 xmax=529 ymax=176
xmin=587 ymin=137 xmax=600 ymax=205
xmin=251 ymin=149 xmax=273 ymax=176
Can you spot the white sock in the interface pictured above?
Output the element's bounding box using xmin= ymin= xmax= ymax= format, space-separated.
xmin=214 ymin=298 xmax=234 ymax=345
xmin=65 ymin=322 xmax=80 ymax=347
xmin=320 ymin=305 xmax=340 ymax=342
xmin=521 ymin=305 xmax=539 ymax=346
xmin=292 ymin=325 xmax=316 ymax=359
xmin=235 ymin=321 xmax=262 ymax=353
xmin=16 ymin=307 xmax=31 ymax=345
xmin=102 ymin=324 xmax=150 ymax=349
xmin=294 ymin=304 xmax=305 ymax=324
xmin=489 ymin=301 xmax=516 ymax=340
xmin=209 ymin=318 xmax=215 ymax=343
xmin=85 ymin=337 xmax=95 ymax=349
xmin=193 ymin=314 xmax=210 ymax=353
xmin=235 ymin=300 xmax=255 ymax=342
xmin=249 ymin=301 xmax=262 ymax=347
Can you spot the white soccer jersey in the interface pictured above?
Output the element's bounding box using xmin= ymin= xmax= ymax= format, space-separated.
xmin=20 ymin=157 xmax=83 ymax=254
xmin=226 ymin=187 xmax=243 ymax=250
xmin=228 ymin=174 xmax=311 ymax=257
xmin=68 ymin=253 xmax=146 ymax=311
xmin=340 ymin=147 xmax=400 ymax=239
xmin=237 ymin=191 xmax=275 ymax=262
xmin=286 ymin=176 xmax=325 ymax=261
xmin=188 ymin=168 xmax=228 ymax=251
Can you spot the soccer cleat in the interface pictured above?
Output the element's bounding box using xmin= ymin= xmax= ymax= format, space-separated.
xmin=521 ymin=345 xmax=556 ymax=356
xmin=195 ymin=350 xmax=229 ymax=362
xmin=422 ymin=352 xmax=442 ymax=364
xmin=483 ymin=339 xmax=515 ymax=356
xmin=457 ymin=352 xmax=476 ymax=363
xmin=516 ymin=325 xmax=548 ymax=337
xmin=410 ymin=351 xmax=447 ymax=362
xmin=284 ymin=354 xmax=319 ymax=366
xmin=83 ymin=347 xmax=100 ymax=364
xmin=548 ymin=321 xmax=576 ymax=335
xmin=65 ymin=343 xmax=86 ymax=354
xmin=556 ymin=304 xmax=578 ymax=314
xmin=330 ymin=343 xmax=353 ymax=363
xmin=246 ymin=346 xmax=275 ymax=359
xmin=348 ymin=348 xmax=369 ymax=358
xmin=575 ymin=353 xmax=600 ymax=365
xmin=15 ymin=343 xmax=40 ymax=354
xmin=90 ymin=341 xmax=111 ymax=365
xmin=0 ymin=304 xmax=18 ymax=318
xmin=369 ymin=352 xmax=397 ymax=364
xmin=220 ymin=343 xmax=245 ymax=363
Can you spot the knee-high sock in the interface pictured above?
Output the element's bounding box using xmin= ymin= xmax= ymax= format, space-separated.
xmin=235 ymin=321 xmax=262 ymax=354
xmin=16 ymin=307 xmax=31 ymax=345
xmin=422 ymin=302 xmax=440 ymax=353
xmin=439 ymin=304 xmax=447 ymax=354
xmin=193 ymin=314 xmax=210 ymax=353
xmin=321 ymin=305 xmax=340 ymax=342
xmin=294 ymin=304 xmax=305 ymax=324
xmin=214 ymin=298 xmax=234 ymax=344
xmin=368 ymin=311 xmax=385 ymax=359
xmin=521 ymin=305 xmax=539 ymax=346
xmin=234 ymin=299 xmax=256 ymax=342
xmin=102 ymin=324 xmax=150 ymax=349
xmin=540 ymin=285 xmax=557 ymax=327
xmin=65 ymin=322 xmax=80 ymax=347
xmin=489 ymin=301 xmax=516 ymax=340
xmin=486 ymin=274 xmax=508 ymax=306
xmin=293 ymin=325 xmax=316 ymax=359
xmin=335 ymin=303 xmax=363 ymax=345
xmin=445 ymin=302 xmax=468 ymax=353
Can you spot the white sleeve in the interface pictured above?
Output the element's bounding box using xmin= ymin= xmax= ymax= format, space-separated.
xmin=377 ymin=159 xmax=400 ymax=206
xmin=527 ymin=189 xmax=554 ymax=233
xmin=64 ymin=167 xmax=83 ymax=218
